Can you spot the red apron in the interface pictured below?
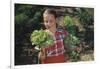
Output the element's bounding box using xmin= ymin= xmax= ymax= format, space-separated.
xmin=42 ymin=54 xmax=65 ymax=64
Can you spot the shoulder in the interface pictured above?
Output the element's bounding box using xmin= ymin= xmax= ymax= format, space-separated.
xmin=57 ymin=28 xmax=69 ymax=36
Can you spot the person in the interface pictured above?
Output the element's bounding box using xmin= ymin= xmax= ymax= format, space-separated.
xmin=39 ymin=9 xmax=69 ymax=64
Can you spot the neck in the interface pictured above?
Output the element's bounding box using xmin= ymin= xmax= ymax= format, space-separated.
xmin=48 ymin=26 xmax=57 ymax=34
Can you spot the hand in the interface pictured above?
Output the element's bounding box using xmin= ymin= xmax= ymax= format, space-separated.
xmin=39 ymin=48 xmax=46 ymax=63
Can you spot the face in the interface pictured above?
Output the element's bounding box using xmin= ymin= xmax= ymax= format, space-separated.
xmin=43 ymin=13 xmax=56 ymax=29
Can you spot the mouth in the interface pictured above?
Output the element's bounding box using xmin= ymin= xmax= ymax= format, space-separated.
xmin=46 ymin=25 xmax=51 ymax=29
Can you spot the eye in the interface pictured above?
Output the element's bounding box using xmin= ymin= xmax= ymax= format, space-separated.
xmin=44 ymin=20 xmax=48 ymax=23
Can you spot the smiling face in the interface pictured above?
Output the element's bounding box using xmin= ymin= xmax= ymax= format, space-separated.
xmin=43 ymin=13 xmax=56 ymax=29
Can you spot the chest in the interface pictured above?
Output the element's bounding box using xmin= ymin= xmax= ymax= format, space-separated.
xmin=46 ymin=32 xmax=64 ymax=52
